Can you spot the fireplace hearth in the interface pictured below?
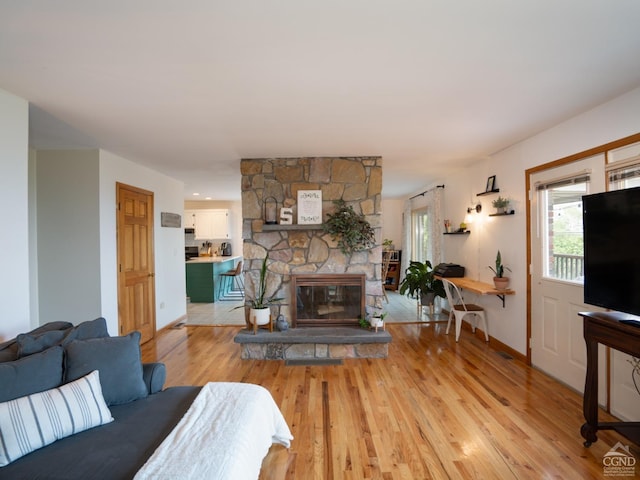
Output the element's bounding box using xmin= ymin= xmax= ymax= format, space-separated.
xmin=291 ymin=274 xmax=365 ymax=327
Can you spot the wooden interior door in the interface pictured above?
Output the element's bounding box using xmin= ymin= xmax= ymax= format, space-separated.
xmin=117 ymin=183 xmax=156 ymax=343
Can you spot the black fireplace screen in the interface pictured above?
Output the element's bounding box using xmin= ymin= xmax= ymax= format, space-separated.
xmin=291 ymin=274 xmax=365 ymax=327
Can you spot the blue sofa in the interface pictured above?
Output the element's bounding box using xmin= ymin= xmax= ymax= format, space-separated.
xmin=0 ymin=320 xmax=201 ymax=479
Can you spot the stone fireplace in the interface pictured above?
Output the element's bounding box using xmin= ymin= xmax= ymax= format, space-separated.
xmin=240 ymin=157 xmax=384 ymax=327
xmin=291 ymin=273 xmax=365 ymax=327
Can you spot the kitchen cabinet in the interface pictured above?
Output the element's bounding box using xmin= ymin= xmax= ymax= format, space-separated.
xmin=184 ymin=209 xmax=230 ymax=239
xmin=184 ymin=209 xmax=197 ymax=228
xmin=186 ymin=257 xmax=237 ymax=302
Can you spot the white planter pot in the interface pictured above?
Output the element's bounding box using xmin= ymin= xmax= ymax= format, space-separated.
xmin=250 ymin=307 xmax=271 ymax=326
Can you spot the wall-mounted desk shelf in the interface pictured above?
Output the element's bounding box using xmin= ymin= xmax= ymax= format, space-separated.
xmin=477 ymin=189 xmax=500 ymax=197
xmin=489 ymin=211 xmax=515 ymax=217
xmin=443 ymin=231 xmax=470 ymax=235
xmin=436 ymin=276 xmax=515 ymax=307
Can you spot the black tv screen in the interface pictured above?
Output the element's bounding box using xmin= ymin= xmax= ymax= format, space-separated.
xmin=583 ymin=186 xmax=640 ymax=317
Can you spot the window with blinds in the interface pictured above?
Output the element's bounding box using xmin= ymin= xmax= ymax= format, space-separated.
xmin=535 ymin=172 xmax=590 ymax=282
xmin=607 ymin=159 xmax=640 ymax=191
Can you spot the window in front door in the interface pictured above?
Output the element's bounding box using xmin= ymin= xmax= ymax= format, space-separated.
xmin=536 ymin=173 xmax=590 ymax=283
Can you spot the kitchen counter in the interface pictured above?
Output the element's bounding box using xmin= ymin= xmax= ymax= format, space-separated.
xmin=186 ymin=255 xmax=241 ymax=263
xmin=186 ymin=256 xmax=242 ymax=302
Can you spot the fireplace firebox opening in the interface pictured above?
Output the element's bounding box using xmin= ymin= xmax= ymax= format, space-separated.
xmin=291 ymin=274 xmax=365 ymax=327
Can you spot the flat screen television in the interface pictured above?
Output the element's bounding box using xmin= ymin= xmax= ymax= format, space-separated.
xmin=582 ymin=186 xmax=640 ymax=317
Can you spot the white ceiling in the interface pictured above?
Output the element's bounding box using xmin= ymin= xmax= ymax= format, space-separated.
xmin=2 ymin=1 xmax=640 ymax=200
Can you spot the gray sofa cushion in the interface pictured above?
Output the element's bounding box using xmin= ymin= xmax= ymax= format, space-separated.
xmin=71 ymin=317 xmax=109 ymax=339
xmin=142 ymin=362 xmax=167 ymax=394
xmin=16 ymin=329 xmax=70 ymax=357
xmin=0 ymin=344 xmax=18 ymax=363
xmin=28 ymin=321 xmax=74 ymax=335
xmin=15 ymin=317 xmax=110 ymax=359
xmin=0 ymin=386 xmax=201 ymax=480
xmin=0 ymin=346 xmax=64 ymax=402
xmin=0 ymin=321 xmax=73 ymax=363
xmin=64 ymin=331 xmax=148 ymax=406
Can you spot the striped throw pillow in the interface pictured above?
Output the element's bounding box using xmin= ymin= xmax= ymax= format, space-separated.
xmin=0 ymin=369 xmax=113 ymax=466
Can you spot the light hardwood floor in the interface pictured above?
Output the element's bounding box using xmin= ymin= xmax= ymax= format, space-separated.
xmin=141 ymin=321 xmax=638 ymax=479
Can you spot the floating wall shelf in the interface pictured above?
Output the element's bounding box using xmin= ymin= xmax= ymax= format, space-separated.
xmin=489 ymin=211 xmax=515 ymax=217
xmin=262 ymin=224 xmax=324 ymax=231
xmin=443 ymin=231 xmax=471 ymax=235
xmin=477 ymin=189 xmax=500 ymax=197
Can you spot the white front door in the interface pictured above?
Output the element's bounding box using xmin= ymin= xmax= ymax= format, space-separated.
xmin=529 ymin=155 xmax=606 ymax=392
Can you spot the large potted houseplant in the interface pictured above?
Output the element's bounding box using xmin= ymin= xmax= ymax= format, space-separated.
xmin=488 ymin=250 xmax=511 ymax=290
xmin=398 ymin=260 xmax=446 ymax=308
xmin=235 ymin=253 xmax=283 ymax=329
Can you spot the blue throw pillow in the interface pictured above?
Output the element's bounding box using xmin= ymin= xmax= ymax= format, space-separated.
xmin=16 ymin=329 xmax=71 ymax=357
xmin=15 ymin=317 xmax=110 ymax=358
xmin=64 ymin=332 xmax=148 ymax=406
xmin=0 ymin=346 xmax=64 ymax=402
xmin=71 ymin=317 xmax=109 ymax=340
xmin=0 ymin=321 xmax=73 ymax=363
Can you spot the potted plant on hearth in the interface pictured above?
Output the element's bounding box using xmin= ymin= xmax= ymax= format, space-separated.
xmin=234 ymin=253 xmax=283 ymax=330
xmin=488 ymin=250 xmax=511 ymax=290
xmin=398 ymin=260 xmax=446 ymax=310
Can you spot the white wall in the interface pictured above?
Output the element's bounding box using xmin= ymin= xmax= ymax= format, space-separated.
xmin=0 ymin=89 xmax=30 ymax=341
xmin=32 ymin=149 xmax=186 ymax=336
xmin=381 ymin=198 xmax=404 ymax=250
xmin=439 ymin=86 xmax=640 ymax=354
xmin=99 ymin=150 xmax=187 ymax=334
xmin=36 ymin=150 xmax=102 ymax=325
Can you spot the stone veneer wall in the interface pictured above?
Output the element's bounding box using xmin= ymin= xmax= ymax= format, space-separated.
xmin=240 ymin=157 xmax=383 ymax=325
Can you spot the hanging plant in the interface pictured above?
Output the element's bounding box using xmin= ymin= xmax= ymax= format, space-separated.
xmin=323 ymin=199 xmax=375 ymax=254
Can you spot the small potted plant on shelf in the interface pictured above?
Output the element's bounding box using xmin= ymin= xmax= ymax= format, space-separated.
xmin=492 ymin=196 xmax=510 ymax=214
xmin=399 ymin=260 xmax=446 ymax=309
xmin=234 ymin=253 xmax=283 ymax=331
xmin=488 ymin=250 xmax=511 ymax=290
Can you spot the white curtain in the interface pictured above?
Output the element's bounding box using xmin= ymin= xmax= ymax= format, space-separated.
xmin=400 ymin=200 xmax=412 ymax=281
xmin=400 ymin=186 xmax=444 ymax=284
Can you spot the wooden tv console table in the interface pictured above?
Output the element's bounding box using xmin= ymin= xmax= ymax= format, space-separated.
xmin=579 ymin=311 xmax=640 ymax=447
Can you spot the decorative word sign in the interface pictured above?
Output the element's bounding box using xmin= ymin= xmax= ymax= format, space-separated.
xmin=297 ymin=190 xmax=322 ymax=224
xmin=161 ymin=212 xmax=181 ymax=228
xmin=280 ymin=207 xmax=293 ymax=225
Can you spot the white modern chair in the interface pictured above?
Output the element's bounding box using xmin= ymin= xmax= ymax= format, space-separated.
xmin=442 ymin=278 xmax=488 ymax=342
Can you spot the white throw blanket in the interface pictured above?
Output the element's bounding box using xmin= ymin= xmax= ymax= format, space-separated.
xmin=134 ymin=382 xmax=293 ymax=480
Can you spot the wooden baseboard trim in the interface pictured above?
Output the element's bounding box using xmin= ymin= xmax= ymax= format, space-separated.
xmin=450 ymin=314 xmax=527 ymax=364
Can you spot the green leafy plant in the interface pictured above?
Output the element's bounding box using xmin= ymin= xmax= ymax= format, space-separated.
xmin=382 ymin=238 xmax=394 ymax=250
xmin=398 ymin=260 xmax=446 ymax=299
xmin=492 ymin=196 xmax=509 ymax=209
xmin=323 ymin=199 xmax=375 ymax=254
xmin=233 ymin=254 xmax=283 ymax=309
xmin=488 ymin=250 xmax=511 ymax=278
xmin=358 ymin=316 xmax=369 ymax=328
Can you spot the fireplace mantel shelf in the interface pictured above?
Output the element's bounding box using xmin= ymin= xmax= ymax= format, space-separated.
xmin=262 ymin=224 xmax=325 ymax=231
